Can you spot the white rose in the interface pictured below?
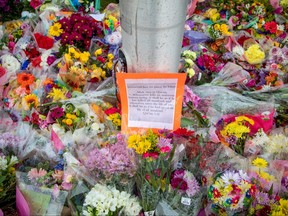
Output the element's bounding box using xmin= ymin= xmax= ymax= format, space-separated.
xmin=1 ymin=54 xmax=21 ymax=76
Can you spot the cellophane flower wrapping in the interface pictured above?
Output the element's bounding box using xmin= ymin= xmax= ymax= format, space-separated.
xmin=206 ymin=169 xmax=256 ymax=216
xmin=160 ymin=169 xmax=204 ymax=216
xmin=0 ymin=154 xmax=18 ymax=210
xmin=82 ymin=183 xmax=142 ymax=216
xmin=16 ymin=171 xmax=68 ymax=216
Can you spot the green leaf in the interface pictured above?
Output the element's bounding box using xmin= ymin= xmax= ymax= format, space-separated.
xmin=180 ymin=117 xmax=195 ymax=127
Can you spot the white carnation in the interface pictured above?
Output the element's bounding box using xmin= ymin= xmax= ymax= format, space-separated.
xmin=1 ymin=54 xmax=21 ymax=75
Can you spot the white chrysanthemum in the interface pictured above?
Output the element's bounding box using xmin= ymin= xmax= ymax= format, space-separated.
xmin=0 ymin=156 xmax=8 ymax=171
xmin=221 ymin=171 xmax=241 ymax=185
xmin=252 ymin=129 xmax=270 ymax=147
xmin=1 ymin=54 xmax=21 ymax=75
xmin=266 ymin=134 xmax=288 ymax=155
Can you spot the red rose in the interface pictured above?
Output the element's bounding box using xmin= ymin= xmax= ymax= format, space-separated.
xmin=34 ymin=33 xmax=54 ymax=50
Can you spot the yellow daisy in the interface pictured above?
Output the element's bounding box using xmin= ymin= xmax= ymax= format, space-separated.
xmin=47 ymin=88 xmax=67 ymax=101
xmin=48 ymin=22 xmax=63 ymax=37
xmin=252 ymin=157 xmax=268 ymax=168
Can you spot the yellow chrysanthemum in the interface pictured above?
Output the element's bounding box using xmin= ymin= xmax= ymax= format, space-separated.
xmin=47 ymin=88 xmax=67 ymax=101
xmin=211 ymin=13 xmax=220 ymax=22
xmin=220 ymin=121 xmax=250 ymax=138
xmin=107 ymin=53 xmax=114 ymax=60
xmin=66 ymin=113 xmax=77 ymax=120
xmin=79 ymin=51 xmax=90 ymax=64
xmin=106 ymin=113 xmax=121 ymax=126
xmin=62 ymin=118 xmax=73 ymax=126
xmin=244 ymin=44 xmax=265 ymax=65
xmin=94 ymin=48 xmax=102 ymax=56
xmin=48 ymin=22 xmax=63 ymax=37
xmin=23 ymin=94 xmax=39 ymax=110
xmin=106 ymin=61 xmax=113 ymax=70
xmin=236 ymin=116 xmax=254 ymax=125
xmin=252 ymin=157 xmax=268 ymax=168
xmin=68 ymin=47 xmax=80 ymax=59
xmin=258 ymin=170 xmax=275 ymax=182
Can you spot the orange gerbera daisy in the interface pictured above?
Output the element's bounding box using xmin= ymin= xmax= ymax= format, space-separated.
xmin=17 ymin=73 xmax=35 ymax=87
xmin=42 ymin=78 xmax=54 ymax=86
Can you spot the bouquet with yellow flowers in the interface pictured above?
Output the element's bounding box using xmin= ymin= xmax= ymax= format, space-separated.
xmin=127 ymin=129 xmax=176 ymax=214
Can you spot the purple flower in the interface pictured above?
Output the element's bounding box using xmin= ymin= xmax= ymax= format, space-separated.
xmin=156 ymin=137 xmax=172 ymax=149
xmin=46 ymin=107 xmax=64 ymax=124
xmin=281 ymin=176 xmax=288 ymax=192
xmin=186 ymin=177 xmax=200 ymax=197
xmin=47 ymin=56 xmax=56 ymax=66
xmin=255 ymin=191 xmax=270 ymax=205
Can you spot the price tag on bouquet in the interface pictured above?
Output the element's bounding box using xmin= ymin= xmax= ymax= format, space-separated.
xmin=116 ymin=72 xmax=186 ymax=133
xmin=181 ymin=197 xmax=191 ymax=206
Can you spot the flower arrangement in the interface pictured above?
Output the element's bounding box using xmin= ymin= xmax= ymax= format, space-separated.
xmin=217 ymin=115 xmax=255 ymax=155
xmin=82 ymin=183 xmax=142 ymax=216
xmin=164 ymin=169 xmax=202 ymax=215
xmin=49 ymin=13 xmax=102 ymax=51
xmin=0 ymin=154 xmax=18 ymax=208
xmin=244 ymin=43 xmax=266 ymax=65
xmin=85 ymin=133 xmax=136 ymax=191
xmin=127 ymin=129 xmax=176 ymax=212
xmin=208 ymin=22 xmax=232 ymax=39
xmin=208 ymin=170 xmax=256 ymax=215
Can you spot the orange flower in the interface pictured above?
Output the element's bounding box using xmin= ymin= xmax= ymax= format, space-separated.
xmin=211 ymin=42 xmax=219 ymax=51
xmin=17 ymin=73 xmax=35 ymax=87
xmin=43 ymin=78 xmax=54 ymax=86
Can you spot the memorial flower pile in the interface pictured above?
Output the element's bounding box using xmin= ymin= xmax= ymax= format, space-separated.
xmin=1 ymin=0 xmax=288 ymax=215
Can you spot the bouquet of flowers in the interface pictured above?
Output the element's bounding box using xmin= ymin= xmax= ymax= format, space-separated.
xmin=207 ymin=170 xmax=256 ymax=215
xmin=0 ymin=154 xmax=18 ymax=209
xmin=127 ymin=129 xmax=176 ymax=214
xmin=82 ymin=183 xmax=142 ymax=216
xmin=84 ymin=133 xmax=136 ymax=192
xmin=163 ymin=169 xmax=202 ymax=216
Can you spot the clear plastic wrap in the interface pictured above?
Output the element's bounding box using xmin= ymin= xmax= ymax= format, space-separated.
xmin=16 ymin=171 xmax=68 ymax=216
xmin=192 ymin=85 xmax=275 ymax=125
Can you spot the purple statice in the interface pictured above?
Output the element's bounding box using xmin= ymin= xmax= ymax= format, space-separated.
xmin=222 ymin=52 xmax=234 ymax=61
xmin=226 ymin=135 xmax=237 ymax=146
xmin=0 ymin=132 xmax=20 ymax=150
xmin=281 ymin=176 xmax=288 ymax=192
xmin=85 ymin=134 xmax=136 ymax=177
xmin=156 ymin=137 xmax=172 ymax=149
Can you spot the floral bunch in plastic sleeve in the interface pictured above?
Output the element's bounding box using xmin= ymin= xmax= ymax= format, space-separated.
xmin=164 ymin=169 xmax=203 ymax=216
xmin=48 ymin=13 xmax=102 ymax=51
xmin=82 ymin=183 xmax=142 ymax=216
xmin=207 ymin=170 xmax=256 ymax=215
xmin=181 ymin=85 xmax=208 ymax=128
xmin=127 ymin=129 xmax=176 ymax=212
xmin=247 ymin=157 xmax=285 ymax=215
xmin=16 ymin=171 xmax=68 ymax=216
xmin=0 ymin=154 xmax=18 ymax=209
xmin=84 ymin=133 xmax=137 ymax=193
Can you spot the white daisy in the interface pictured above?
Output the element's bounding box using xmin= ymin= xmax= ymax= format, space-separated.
xmin=221 ymin=171 xmax=241 ymax=185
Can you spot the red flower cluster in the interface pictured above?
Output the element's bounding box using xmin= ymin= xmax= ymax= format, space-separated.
xmin=34 ymin=33 xmax=54 ymax=50
xmin=58 ymin=13 xmax=102 ymax=51
xmin=264 ymin=21 xmax=278 ymax=34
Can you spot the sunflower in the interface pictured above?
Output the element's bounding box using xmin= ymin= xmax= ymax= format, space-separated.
xmin=252 ymin=157 xmax=268 ymax=168
xmin=48 ymin=22 xmax=63 ymax=37
xmin=23 ymin=94 xmax=39 ymax=110
xmin=17 ymin=73 xmax=35 ymax=87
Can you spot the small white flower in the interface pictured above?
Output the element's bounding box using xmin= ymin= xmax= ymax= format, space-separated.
xmin=0 ymin=156 xmax=8 ymax=171
xmin=277 ymin=24 xmax=284 ymax=31
xmin=221 ymin=171 xmax=241 ymax=185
